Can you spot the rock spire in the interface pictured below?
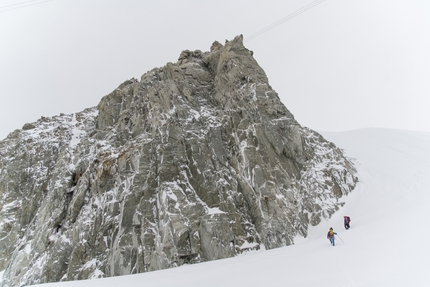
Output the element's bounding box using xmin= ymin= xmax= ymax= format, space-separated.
xmin=0 ymin=35 xmax=357 ymax=286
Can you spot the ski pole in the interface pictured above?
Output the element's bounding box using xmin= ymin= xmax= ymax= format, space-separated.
xmin=336 ymin=234 xmax=344 ymax=243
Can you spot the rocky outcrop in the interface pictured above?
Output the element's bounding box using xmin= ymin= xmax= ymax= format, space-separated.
xmin=0 ymin=35 xmax=357 ymax=286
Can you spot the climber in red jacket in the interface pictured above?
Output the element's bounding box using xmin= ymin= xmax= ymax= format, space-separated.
xmin=344 ymin=216 xmax=351 ymax=230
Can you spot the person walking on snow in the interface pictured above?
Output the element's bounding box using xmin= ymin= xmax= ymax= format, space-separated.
xmin=327 ymin=227 xmax=337 ymax=246
xmin=344 ymin=216 xmax=351 ymax=230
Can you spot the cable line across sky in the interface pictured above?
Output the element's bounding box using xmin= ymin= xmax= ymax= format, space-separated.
xmin=245 ymin=0 xmax=328 ymax=42
xmin=0 ymin=0 xmax=55 ymax=13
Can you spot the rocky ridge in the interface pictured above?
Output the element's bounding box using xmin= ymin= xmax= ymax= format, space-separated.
xmin=0 ymin=35 xmax=357 ymax=286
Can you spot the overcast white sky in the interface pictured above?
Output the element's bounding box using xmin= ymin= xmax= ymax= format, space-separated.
xmin=1 ymin=0 xmax=429 ymax=139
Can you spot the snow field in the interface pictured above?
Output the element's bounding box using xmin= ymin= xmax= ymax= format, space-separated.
xmin=4 ymin=128 xmax=429 ymax=287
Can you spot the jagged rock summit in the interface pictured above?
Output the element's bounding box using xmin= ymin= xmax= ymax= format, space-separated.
xmin=0 ymin=35 xmax=357 ymax=286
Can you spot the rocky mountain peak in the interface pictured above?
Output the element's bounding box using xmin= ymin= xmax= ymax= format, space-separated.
xmin=0 ymin=35 xmax=357 ymax=286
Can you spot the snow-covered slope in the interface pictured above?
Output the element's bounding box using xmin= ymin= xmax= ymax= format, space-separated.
xmin=9 ymin=127 xmax=427 ymax=287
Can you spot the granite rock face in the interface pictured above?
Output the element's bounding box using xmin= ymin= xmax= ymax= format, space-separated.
xmin=0 ymin=35 xmax=357 ymax=286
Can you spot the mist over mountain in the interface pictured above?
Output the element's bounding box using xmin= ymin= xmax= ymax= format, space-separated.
xmin=0 ymin=35 xmax=357 ymax=286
